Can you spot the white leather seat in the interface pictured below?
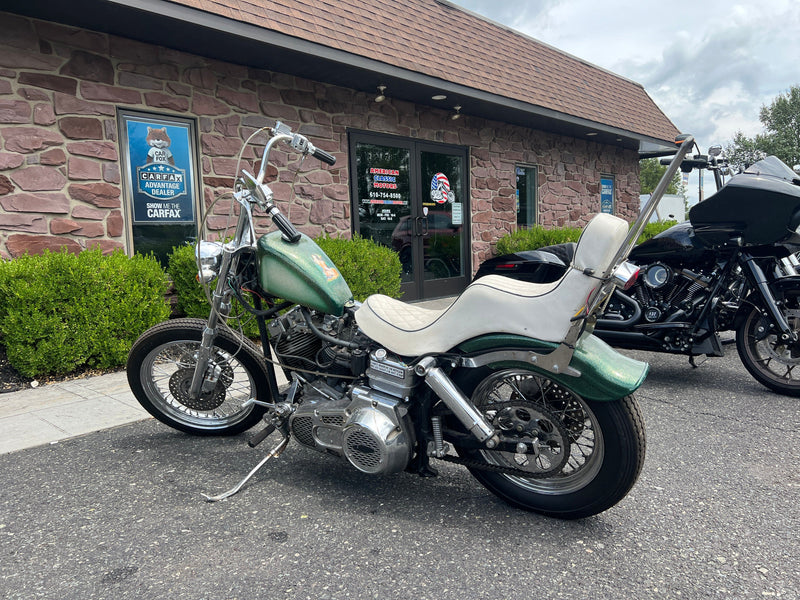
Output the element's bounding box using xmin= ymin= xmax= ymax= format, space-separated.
xmin=355 ymin=213 xmax=629 ymax=357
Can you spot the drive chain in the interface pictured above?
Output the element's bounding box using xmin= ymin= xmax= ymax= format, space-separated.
xmin=434 ymin=453 xmax=559 ymax=479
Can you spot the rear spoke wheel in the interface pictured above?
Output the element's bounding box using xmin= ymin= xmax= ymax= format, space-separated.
xmin=451 ymin=368 xmax=646 ymax=519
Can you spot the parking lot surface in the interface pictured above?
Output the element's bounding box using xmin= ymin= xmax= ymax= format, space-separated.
xmin=1 ymin=346 xmax=798 ymax=599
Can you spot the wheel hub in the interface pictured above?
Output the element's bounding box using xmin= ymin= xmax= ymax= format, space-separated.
xmin=485 ymin=400 xmax=571 ymax=476
xmin=168 ymin=364 xmax=233 ymax=411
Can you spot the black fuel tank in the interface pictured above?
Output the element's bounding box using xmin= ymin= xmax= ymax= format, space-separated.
xmin=630 ymin=221 xmax=713 ymax=265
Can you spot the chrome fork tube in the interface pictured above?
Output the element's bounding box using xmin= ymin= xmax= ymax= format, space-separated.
xmin=416 ymin=357 xmax=499 ymax=447
xmin=188 ymin=201 xmax=252 ymax=399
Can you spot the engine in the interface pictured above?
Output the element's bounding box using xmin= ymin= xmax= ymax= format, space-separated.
xmin=269 ymin=306 xmax=418 ymax=474
xmin=289 ymin=382 xmax=414 ymax=474
xmin=634 ymin=262 xmax=712 ymax=324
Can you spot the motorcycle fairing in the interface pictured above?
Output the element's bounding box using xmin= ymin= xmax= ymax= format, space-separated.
xmin=356 ymin=213 xmax=629 ymax=357
xmin=456 ymin=332 xmax=649 ymax=402
xmin=689 ymin=156 xmax=800 ymax=247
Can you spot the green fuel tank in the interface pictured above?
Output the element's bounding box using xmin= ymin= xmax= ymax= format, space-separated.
xmin=256 ymin=231 xmax=353 ymax=316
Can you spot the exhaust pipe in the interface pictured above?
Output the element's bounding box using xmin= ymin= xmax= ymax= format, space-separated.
xmin=415 ymin=357 xmax=499 ymax=448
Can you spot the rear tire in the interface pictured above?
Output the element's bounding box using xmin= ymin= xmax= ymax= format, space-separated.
xmin=127 ymin=318 xmax=270 ymax=435
xmin=451 ymin=368 xmax=646 ymax=519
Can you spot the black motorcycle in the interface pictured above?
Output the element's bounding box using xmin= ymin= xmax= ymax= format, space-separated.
xmin=477 ymin=151 xmax=800 ymax=396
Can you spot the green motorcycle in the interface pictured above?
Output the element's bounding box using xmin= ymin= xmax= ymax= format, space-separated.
xmin=127 ymin=123 xmax=693 ymax=519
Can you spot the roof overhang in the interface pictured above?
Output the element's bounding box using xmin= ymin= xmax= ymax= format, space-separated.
xmin=5 ymin=0 xmax=678 ymax=156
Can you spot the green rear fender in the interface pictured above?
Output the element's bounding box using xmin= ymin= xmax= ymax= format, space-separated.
xmin=456 ymin=333 xmax=648 ymax=402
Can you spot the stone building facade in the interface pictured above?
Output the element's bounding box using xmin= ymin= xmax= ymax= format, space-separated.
xmin=0 ymin=9 xmax=645 ymax=298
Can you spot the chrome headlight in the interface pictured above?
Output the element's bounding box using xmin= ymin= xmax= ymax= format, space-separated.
xmin=196 ymin=241 xmax=224 ymax=283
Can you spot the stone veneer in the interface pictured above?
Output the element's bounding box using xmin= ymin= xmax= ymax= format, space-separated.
xmin=0 ymin=11 xmax=640 ymax=270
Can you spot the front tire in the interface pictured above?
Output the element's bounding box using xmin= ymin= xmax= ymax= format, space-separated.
xmin=736 ymin=290 xmax=800 ymax=396
xmin=127 ymin=318 xmax=270 ymax=435
xmin=451 ymin=369 xmax=646 ymax=519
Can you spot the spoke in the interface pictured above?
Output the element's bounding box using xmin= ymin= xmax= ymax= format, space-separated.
xmin=506 ymin=378 xmax=528 ymax=401
xmin=782 ymin=364 xmax=798 ymax=380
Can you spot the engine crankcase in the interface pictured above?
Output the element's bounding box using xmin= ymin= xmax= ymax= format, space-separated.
xmin=289 ymin=383 xmax=412 ymax=475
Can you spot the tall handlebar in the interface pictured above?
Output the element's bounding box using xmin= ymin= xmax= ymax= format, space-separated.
xmin=606 ymin=135 xmax=695 ymax=276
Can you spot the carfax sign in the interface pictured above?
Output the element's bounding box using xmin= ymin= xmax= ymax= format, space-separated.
xmin=600 ymin=176 xmax=615 ymax=214
xmin=120 ymin=111 xmax=198 ymax=224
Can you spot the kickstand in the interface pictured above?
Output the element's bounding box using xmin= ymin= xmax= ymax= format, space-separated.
xmin=689 ymin=355 xmax=707 ymax=368
xmin=202 ymin=435 xmax=290 ymax=502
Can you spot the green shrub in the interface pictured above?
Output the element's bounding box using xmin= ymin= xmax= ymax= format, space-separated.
xmin=315 ymin=234 xmax=402 ymax=301
xmin=166 ymin=243 xmax=260 ymax=338
xmin=166 ymin=234 xmax=401 ymax=332
xmin=495 ymin=225 xmax=583 ymax=255
xmin=494 ymin=220 xmax=680 ymax=255
xmin=0 ymin=248 xmax=170 ymax=377
xmin=638 ymin=220 xmax=677 ymax=244
xmin=167 ymin=243 xmax=212 ymax=318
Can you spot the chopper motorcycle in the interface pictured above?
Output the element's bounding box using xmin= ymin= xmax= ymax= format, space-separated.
xmin=477 ymin=149 xmax=800 ymax=396
xmin=126 ymin=123 xmax=694 ymax=519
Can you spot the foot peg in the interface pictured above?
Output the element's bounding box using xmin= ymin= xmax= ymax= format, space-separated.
xmin=248 ymin=423 xmax=276 ymax=448
xmin=202 ymin=434 xmax=289 ymax=502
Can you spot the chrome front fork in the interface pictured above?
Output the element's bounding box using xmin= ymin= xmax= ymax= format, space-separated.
xmin=188 ymin=249 xmax=235 ymax=399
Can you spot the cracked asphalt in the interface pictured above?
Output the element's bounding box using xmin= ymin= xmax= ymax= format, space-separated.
xmin=1 ymin=344 xmax=798 ymax=600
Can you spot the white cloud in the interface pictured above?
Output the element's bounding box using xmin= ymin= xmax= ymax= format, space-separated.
xmin=453 ymin=0 xmax=800 ymax=148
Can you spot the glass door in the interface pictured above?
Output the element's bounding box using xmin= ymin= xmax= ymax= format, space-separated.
xmin=350 ymin=133 xmax=469 ymax=301
xmin=418 ymin=145 xmax=467 ymax=298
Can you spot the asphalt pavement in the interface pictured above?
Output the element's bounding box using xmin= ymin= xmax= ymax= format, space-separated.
xmin=1 ymin=342 xmax=798 ymax=599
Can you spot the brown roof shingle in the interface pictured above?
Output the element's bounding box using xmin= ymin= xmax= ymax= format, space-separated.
xmin=169 ymin=0 xmax=679 ymax=143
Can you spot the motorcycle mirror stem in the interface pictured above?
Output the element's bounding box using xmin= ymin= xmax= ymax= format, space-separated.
xmin=607 ymin=134 xmax=695 ymax=275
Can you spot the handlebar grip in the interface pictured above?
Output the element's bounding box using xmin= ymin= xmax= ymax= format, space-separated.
xmin=270 ymin=210 xmax=302 ymax=244
xmin=312 ymin=147 xmax=336 ymax=166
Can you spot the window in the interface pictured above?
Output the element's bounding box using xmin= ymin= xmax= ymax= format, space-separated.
xmin=515 ymin=165 xmax=537 ymax=228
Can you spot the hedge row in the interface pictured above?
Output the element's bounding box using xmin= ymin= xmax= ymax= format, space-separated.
xmin=0 ymin=234 xmax=401 ymax=378
xmin=0 ymin=249 xmax=170 ymax=377
xmin=495 ymin=220 xmax=679 ymax=255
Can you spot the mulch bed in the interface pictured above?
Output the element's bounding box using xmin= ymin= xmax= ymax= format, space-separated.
xmin=0 ymin=346 xmax=32 ymax=393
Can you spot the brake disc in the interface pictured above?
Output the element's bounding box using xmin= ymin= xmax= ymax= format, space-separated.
xmin=168 ymin=364 xmax=234 ymax=411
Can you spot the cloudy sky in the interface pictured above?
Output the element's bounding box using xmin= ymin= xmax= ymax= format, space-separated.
xmin=452 ymin=0 xmax=800 ymax=200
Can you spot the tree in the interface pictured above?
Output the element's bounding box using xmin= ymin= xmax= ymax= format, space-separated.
xmin=639 ymin=157 xmax=683 ymax=195
xmin=726 ymin=85 xmax=800 ymax=171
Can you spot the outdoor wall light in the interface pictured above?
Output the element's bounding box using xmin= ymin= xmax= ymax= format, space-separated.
xmin=432 ymin=94 xmax=447 ymax=100
xmin=375 ymin=85 xmax=387 ymax=102
xmin=451 ymin=105 xmax=462 ymax=120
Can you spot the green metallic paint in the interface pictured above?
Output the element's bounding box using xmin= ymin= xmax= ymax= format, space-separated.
xmin=256 ymin=231 xmax=353 ymax=316
xmin=456 ymin=332 xmax=649 ymax=401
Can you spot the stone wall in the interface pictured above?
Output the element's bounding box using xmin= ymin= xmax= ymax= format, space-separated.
xmin=0 ymin=11 xmax=639 ymax=269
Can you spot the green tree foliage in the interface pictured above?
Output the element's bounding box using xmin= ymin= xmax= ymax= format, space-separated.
xmin=726 ymin=85 xmax=800 ymax=171
xmin=639 ymin=157 xmax=683 ymax=195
